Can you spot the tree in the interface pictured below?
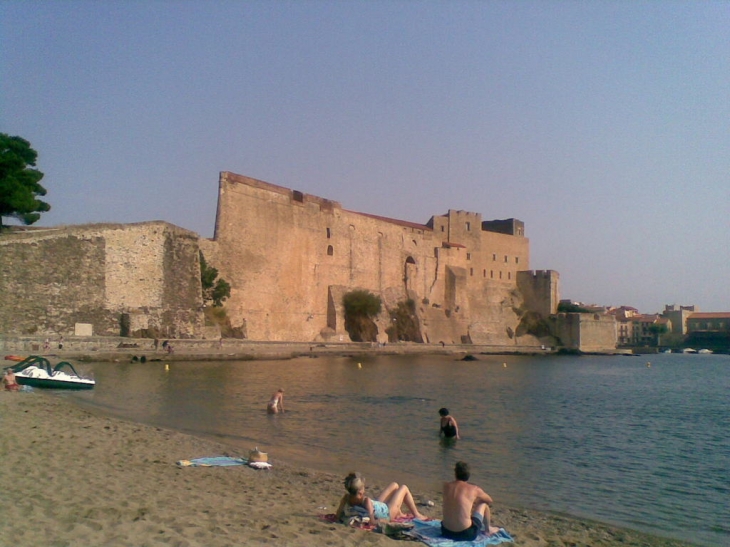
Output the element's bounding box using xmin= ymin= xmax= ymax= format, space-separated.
xmin=200 ymin=252 xmax=230 ymax=306
xmin=557 ymin=302 xmax=591 ymax=313
xmin=0 ymin=133 xmax=50 ymax=228
xmin=342 ymin=289 xmax=382 ymax=342
xmin=648 ymin=323 xmax=669 ymax=346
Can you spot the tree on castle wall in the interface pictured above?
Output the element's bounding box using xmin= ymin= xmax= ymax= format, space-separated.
xmin=343 ymin=290 xmax=382 ymax=342
xmin=0 ymin=133 xmax=50 ymax=228
xmin=200 ymin=252 xmax=231 ymax=307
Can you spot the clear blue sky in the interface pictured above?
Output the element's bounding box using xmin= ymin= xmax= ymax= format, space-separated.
xmin=2 ymin=1 xmax=728 ymax=314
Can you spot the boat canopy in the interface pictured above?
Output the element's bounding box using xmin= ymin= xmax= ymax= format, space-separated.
xmin=6 ymin=355 xmax=84 ymax=378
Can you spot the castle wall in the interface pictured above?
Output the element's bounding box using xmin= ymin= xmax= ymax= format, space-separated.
xmin=517 ymin=270 xmax=560 ymax=318
xmin=210 ymin=172 xmax=542 ymax=344
xmin=0 ymin=222 xmax=203 ymax=338
xmin=550 ymin=313 xmax=617 ymax=352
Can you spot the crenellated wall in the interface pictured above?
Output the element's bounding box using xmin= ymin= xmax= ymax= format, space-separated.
xmin=0 ymin=222 xmax=204 ymax=338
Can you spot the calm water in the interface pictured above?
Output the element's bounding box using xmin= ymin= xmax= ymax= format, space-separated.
xmin=66 ymin=353 xmax=729 ymax=546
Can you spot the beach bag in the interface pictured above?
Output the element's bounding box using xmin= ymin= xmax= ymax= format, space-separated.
xmin=248 ymin=447 xmax=268 ymax=463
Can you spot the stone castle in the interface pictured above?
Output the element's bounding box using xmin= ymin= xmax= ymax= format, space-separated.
xmin=0 ymin=171 xmax=617 ymax=351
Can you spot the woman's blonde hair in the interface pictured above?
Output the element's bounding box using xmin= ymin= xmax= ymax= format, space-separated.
xmin=344 ymin=472 xmax=365 ymax=494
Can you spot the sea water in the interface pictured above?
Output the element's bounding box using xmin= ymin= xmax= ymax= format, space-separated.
xmin=69 ymin=352 xmax=729 ymax=546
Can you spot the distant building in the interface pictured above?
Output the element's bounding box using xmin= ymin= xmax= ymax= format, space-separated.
xmin=663 ymin=304 xmax=697 ymax=335
xmin=607 ymin=306 xmax=639 ymax=346
xmin=686 ymin=312 xmax=729 ymax=333
xmin=685 ymin=312 xmax=730 ymax=350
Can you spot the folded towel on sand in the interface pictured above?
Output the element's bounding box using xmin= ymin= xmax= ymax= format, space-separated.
xmin=248 ymin=461 xmax=272 ymax=470
xmin=177 ymin=456 xmax=248 ymax=467
xmin=406 ymin=519 xmax=514 ymax=546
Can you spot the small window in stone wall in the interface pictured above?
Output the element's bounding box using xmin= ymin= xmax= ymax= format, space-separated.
xmin=483 ymin=269 xmax=486 ymax=277
xmin=441 ymin=226 xmax=445 ymax=232
xmin=466 ymin=253 xmax=471 ymax=260
xmin=326 ymin=227 xmax=331 ymax=238
xmin=515 ymin=257 xmax=519 ymax=264
xmin=293 ymin=190 xmax=304 ymax=202
xmin=470 ymin=268 xmax=473 ymax=276
xmin=499 ymin=271 xmax=503 ymax=279
xmin=327 ymin=245 xmax=334 ymax=256
xmin=504 ymin=255 xmax=508 ymax=263
xmin=490 ymin=270 xmax=494 ymax=278
xmin=508 ymin=272 xmax=511 ymax=280
xmin=466 ymin=222 xmax=471 ymax=231
xmin=492 ymin=253 xmax=496 ymax=261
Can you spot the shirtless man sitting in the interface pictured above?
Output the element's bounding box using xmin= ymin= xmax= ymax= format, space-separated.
xmin=441 ymin=461 xmax=500 ymax=541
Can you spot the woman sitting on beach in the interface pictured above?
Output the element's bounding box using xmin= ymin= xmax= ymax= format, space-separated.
xmin=266 ymin=389 xmax=284 ymax=414
xmin=335 ymin=472 xmax=427 ymax=524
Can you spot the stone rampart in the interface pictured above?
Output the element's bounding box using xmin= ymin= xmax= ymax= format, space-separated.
xmin=549 ymin=312 xmax=617 ymax=352
xmin=0 ymin=222 xmax=203 ymax=338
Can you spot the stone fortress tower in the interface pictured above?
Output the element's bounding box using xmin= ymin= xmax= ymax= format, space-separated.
xmin=200 ymin=172 xmax=561 ymax=345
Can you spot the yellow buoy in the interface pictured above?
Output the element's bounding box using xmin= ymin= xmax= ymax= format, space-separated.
xmin=165 ymin=364 xmax=170 ymax=371
xmin=646 ymin=362 xmax=651 ymax=367
xmin=357 ymin=362 xmax=362 ymax=369
xmin=503 ymin=363 xmax=507 ymax=368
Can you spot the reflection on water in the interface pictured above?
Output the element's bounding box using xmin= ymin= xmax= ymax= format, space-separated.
xmin=69 ymin=353 xmax=729 ymax=546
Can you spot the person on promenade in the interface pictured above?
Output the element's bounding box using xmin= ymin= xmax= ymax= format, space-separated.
xmin=3 ymin=368 xmax=20 ymax=391
xmin=266 ymin=389 xmax=285 ymax=414
xmin=439 ymin=407 xmax=460 ymax=440
xmin=442 ymin=461 xmax=500 ymax=541
xmin=335 ymin=472 xmax=427 ymax=525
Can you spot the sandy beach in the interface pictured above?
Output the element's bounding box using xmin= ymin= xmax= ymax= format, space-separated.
xmin=1 ymin=390 xmax=696 ymax=547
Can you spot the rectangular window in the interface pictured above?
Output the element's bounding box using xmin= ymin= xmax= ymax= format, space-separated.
xmin=504 ymin=255 xmax=508 ymax=263
xmin=466 ymin=222 xmax=471 ymax=231
xmin=515 ymin=257 xmax=519 ymax=264
xmin=470 ymin=268 xmax=473 ymax=276
xmin=466 ymin=253 xmax=471 ymax=260
xmin=492 ymin=254 xmax=496 ymax=261
xmin=326 ymin=227 xmax=331 ymax=238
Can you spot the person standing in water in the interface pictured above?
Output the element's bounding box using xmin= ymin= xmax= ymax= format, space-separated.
xmin=267 ymin=388 xmax=285 ymax=414
xmin=439 ymin=407 xmax=460 ymax=440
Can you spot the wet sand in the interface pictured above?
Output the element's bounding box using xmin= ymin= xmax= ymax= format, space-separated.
xmin=0 ymin=390 xmax=696 ymax=547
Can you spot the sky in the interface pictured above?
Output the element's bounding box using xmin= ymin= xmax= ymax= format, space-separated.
xmin=2 ymin=1 xmax=728 ymax=314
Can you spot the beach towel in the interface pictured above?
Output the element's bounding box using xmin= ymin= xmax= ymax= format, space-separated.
xmin=176 ymin=456 xmax=248 ymax=467
xmin=406 ymin=519 xmax=513 ymax=546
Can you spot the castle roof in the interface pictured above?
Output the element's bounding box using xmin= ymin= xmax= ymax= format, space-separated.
xmin=347 ymin=210 xmax=432 ymax=232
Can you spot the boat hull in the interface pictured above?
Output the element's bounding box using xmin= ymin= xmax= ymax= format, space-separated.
xmin=15 ymin=376 xmax=95 ymax=390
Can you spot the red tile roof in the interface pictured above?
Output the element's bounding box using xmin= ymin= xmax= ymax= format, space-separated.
xmin=689 ymin=312 xmax=730 ymax=319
